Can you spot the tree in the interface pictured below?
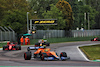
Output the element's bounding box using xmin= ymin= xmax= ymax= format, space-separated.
xmin=56 ymin=0 xmax=73 ymax=30
xmin=0 ymin=0 xmax=7 ymax=23
xmin=1 ymin=10 xmax=27 ymax=33
xmin=0 ymin=0 xmax=29 ymax=33
xmin=78 ymin=1 xmax=98 ymax=29
xmin=84 ymin=0 xmax=100 ymax=29
xmin=41 ymin=4 xmax=66 ymax=30
xmin=65 ymin=0 xmax=79 ymax=29
xmin=28 ymin=0 xmax=59 ymax=18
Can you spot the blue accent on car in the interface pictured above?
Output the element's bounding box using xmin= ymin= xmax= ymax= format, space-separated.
xmin=29 ymin=47 xmax=39 ymax=50
xmin=44 ymin=57 xmax=54 ymax=60
xmin=61 ymin=57 xmax=67 ymax=60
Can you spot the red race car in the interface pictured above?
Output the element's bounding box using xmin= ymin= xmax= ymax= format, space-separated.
xmin=91 ymin=37 xmax=100 ymax=41
xmin=3 ymin=42 xmax=21 ymax=50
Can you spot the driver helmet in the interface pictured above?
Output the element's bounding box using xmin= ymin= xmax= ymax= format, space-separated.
xmin=42 ymin=39 xmax=44 ymax=42
xmin=40 ymin=43 xmax=42 ymax=46
xmin=45 ymin=49 xmax=48 ymax=52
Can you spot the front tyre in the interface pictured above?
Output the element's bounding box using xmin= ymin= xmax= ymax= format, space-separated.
xmin=60 ymin=52 xmax=67 ymax=61
xmin=24 ymin=51 xmax=31 ymax=60
xmin=41 ymin=53 xmax=47 ymax=61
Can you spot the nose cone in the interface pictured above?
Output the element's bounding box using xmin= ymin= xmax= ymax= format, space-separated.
xmin=9 ymin=45 xmax=12 ymax=50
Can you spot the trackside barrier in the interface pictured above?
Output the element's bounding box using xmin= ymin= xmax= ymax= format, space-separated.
xmin=0 ymin=26 xmax=16 ymax=41
xmin=32 ymin=30 xmax=100 ymax=39
xmin=1 ymin=27 xmax=100 ymax=40
xmin=32 ymin=30 xmax=65 ymax=39
xmin=71 ymin=30 xmax=100 ymax=37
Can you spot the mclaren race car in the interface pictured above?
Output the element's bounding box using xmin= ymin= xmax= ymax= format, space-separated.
xmin=91 ymin=37 xmax=100 ymax=41
xmin=24 ymin=46 xmax=70 ymax=61
xmin=3 ymin=42 xmax=21 ymax=50
xmin=35 ymin=39 xmax=50 ymax=47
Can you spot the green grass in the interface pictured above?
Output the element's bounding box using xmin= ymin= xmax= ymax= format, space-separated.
xmin=30 ymin=36 xmax=95 ymax=45
xmin=0 ymin=36 xmax=96 ymax=46
xmin=0 ymin=43 xmax=7 ymax=48
xmin=80 ymin=44 xmax=100 ymax=60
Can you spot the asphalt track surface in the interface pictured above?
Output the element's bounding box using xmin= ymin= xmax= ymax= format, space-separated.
xmin=0 ymin=41 xmax=100 ymax=66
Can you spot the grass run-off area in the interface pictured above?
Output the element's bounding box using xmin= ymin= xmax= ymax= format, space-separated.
xmin=0 ymin=43 xmax=7 ymax=48
xmin=80 ymin=44 xmax=100 ymax=60
xmin=0 ymin=36 xmax=96 ymax=47
xmin=30 ymin=36 xmax=94 ymax=44
xmin=0 ymin=36 xmax=93 ymax=47
xmin=30 ymin=36 xmax=95 ymax=44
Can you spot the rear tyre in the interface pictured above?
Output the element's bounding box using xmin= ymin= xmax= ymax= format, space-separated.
xmin=24 ymin=51 xmax=31 ymax=60
xmin=18 ymin=45 xmax=21 ymax=50
xmin=46 ymin=43 xmax=50 ymax=46
xmin=15 ymin=45 xmax=21 ymax=50
xmin=3 ymin=46 xmax=9 ymax=50
xmin=3 ymin=46 xmax=5 ymax=50
xmin=35 ymin=43 xmax=40 ymax=46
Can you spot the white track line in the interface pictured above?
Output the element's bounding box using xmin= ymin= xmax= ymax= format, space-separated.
xmin=77 ymin=46 xmax=90 ymax=61
xmin=77 ymin=43 xmax=100 ymax=62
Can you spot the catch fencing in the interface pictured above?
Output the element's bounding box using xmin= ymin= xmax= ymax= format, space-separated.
xmin=71 ymin=30 xmax=100 ymax=37
xmin=32 ymin=30 xmax=100 ymax=39
xmin=0 ymin=28 xmax=100 ymax=41
xmin=32 ymin=30 xmax=65 ymax=39
xmin=0 ymin=26 xmax=16 ymax=41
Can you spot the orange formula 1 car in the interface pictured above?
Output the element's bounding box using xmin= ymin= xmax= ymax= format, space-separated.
xmin=3 ymin=42 xmax=21 ymax=50
xmin=24 ymin=46 xmax=70 ymax=61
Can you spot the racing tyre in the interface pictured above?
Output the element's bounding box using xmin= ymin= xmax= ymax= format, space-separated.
xmin=60 ymin=52 xmax=67 ymax=61
xmin=60 ymin=52 xmax=67 ymax=57
xmin=46 ymin=43 xmax=50 ymax=46
xmin=4 ymin=46 xmax=9 ymax=50
xmin=35 ymin=43 xmax=40 ymax=46
xmin=41 ymin=53 xmax=47 ymax=61
xmin=3 ymin=46 xmax=5 ymax=50
xmin=15 ymin=45 xmax=20 ymax=50
xmin=19 ymin=45 xmax=21 ymax=50
xmin=24 ymin=51 xmax=31 ymax=60
xmin=16 ymin=45 xmax=21 ymax=50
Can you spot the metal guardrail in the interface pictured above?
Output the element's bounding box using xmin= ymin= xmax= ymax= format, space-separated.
xmin=0 ymin=26 xmax=16 ymax=41
xmin=71 ymin=30 xmax=100 ymax=37
xmin=1 ymin=26 xmax=100 ymax=41
xmin=32 ymin=30 xmax=100 ymax=39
